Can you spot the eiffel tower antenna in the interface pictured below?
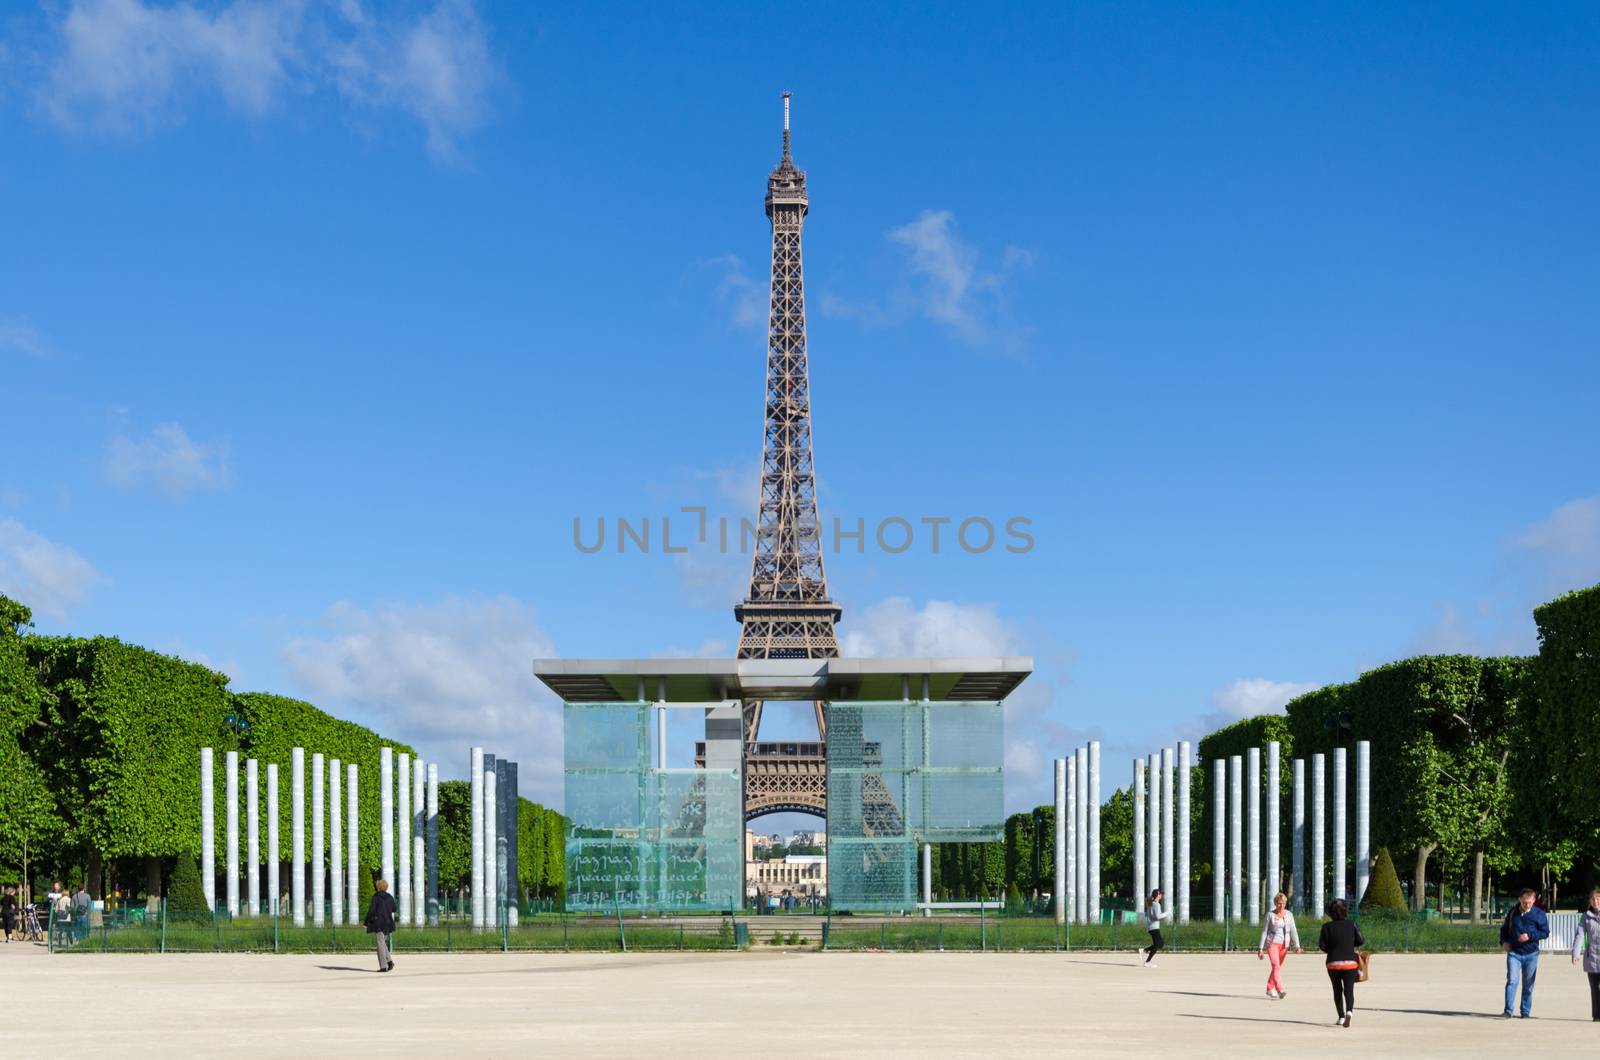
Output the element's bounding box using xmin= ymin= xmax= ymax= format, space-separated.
xmin=735 ymin=92 xmax=841 ymax=746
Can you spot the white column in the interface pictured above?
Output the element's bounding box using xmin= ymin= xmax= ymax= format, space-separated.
xmin=1133 ymin=758 xmax=1146 ymax=910
xmin=266 ymin=764 xmax=279 ymax=916
xmin=1228 ymin=755 xmax=1242 ymax=921
xmin=1146 ymin=753 xmax=1160 ymax=898
xmin=470 ymin=747 xmax=485 ymax=929
xmin=1246 ymin=747 xmax=1260 ymax=924
xmin=1333 ymin=746 xmax=1348 ymax=901
xmin=1053 ymin=758 xmax=1066 ymax=926
xmin=311 ymin=752 xmax=325 ymax=926
xmin=225 ymin=750 xmax=239 ymax=918
xmin=412 ymin=757 xmax=425 ymax=927
xmin=347 ymin=763 xmax=360 ymax=925
xmin=920 ymin=842 xmax=932 ymax=916
xmin=426 ymin=763 xmax=439 ymax=926
xmin=1074 ymin=745 xmax=1088 ymax=923
xmin=291 ymin=747 xmax=305 ymax=927
xmin=246 ymin=758 xmax=259 ymax=917
xmin=398 ymin=753 xmax=412 ymax=927
xmin=1211 ymin=758 xmax=1225 ymax=922
xmin=330 ymin=758 xmax=343 ymax=928
xmin=1356 ymin=741 xmax=1371 ymax=906
xmin=484 ymin=766 xmax=498 ymax=928
xmin=380 ymin=747 xmax=394 ymax=897
xmin=1065 ymin=754 xmax=1077 ymax=923
xmin=200 ymin=748 xmax=215 ymax=912
xmin=1266 ymin=742 xmax=1281 ymax=906
xmin=657 ymin=705 xmax=667 ymax=770
xmin=1160 ymin=747 xmax=1174 ymax=907
xmin=1312 ymin=753 xmax=1326 ymax=917
xmin=1176 ymin=741 xmax=1191 ymax=923
xmin=1088 ymin=741 xmax=1101 ymax=923
xmin=1292 ymin=758 xmax=1306 ymax=912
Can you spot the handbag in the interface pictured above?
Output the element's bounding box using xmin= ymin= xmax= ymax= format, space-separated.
xmin=1356 ymin=950 xmax=1372 ymax=983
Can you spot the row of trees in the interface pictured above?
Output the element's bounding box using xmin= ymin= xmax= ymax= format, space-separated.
xmin=0 ymin=594 xmax=566 ymax=903
xmin=935 ymin=582 xmax=1600 ymax=912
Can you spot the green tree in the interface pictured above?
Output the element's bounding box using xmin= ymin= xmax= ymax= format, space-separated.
xmin=167 ymin=854 xmax=210 ymax=921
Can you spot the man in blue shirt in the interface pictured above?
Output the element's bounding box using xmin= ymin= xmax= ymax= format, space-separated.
xmin=1501 ymin=888 xmax=1550 ymax=1018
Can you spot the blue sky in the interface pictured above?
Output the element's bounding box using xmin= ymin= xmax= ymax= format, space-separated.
xmin=2 ymin=1 xmax=1597 ymax=818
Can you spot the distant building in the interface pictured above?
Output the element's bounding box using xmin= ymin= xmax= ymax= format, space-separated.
xmin=747 ymin=854 xmax=826 ymax=899
xmin=788 ymin=830 xmax=825 ymax=849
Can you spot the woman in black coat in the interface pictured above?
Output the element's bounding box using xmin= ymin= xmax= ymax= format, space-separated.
xmin=364 ymin=879 xmax=398 ymax=973
xmin=1318 ymin=899 xmax=1366 ymax=1027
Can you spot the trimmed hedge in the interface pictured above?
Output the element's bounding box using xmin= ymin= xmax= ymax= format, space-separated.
xmin=1529 ymin=585 xmax=1600 ymax=855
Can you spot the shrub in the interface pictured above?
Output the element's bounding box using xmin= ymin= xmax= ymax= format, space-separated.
xmin=167 ymin=854 xmax=211 ymax=922
xmin=1361 ymin=846 xmax=1407 ymax=916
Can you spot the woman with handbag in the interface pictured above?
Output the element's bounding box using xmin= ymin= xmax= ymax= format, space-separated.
xmin=1317 ymin=898 xmax=1365 ymax=1028
xmin=1257 ymin=891 xmax=1303 ymax=998
xmin=1572 ymin=887 xmax=1600 ymax=1022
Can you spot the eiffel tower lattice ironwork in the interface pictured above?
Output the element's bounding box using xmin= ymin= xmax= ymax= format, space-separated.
xmin=729 ymin=94 xmax=840 ymax=823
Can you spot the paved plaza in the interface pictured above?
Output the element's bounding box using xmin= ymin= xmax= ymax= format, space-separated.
xmin=3 ymin=943 xmax=1596 ymax=1057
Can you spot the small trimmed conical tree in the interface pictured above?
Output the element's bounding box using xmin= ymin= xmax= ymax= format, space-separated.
xmin=167 ymin=854 xmax=212 ymax=922
xmin=1360 ymin=846 xmax=1407 ymax=916
xmin=1005 ymin=882 xmax=1025 ymax=914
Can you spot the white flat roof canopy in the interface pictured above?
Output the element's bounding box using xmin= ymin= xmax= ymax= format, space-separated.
xmin=533 ymin=656 xmax=1032 ymax=703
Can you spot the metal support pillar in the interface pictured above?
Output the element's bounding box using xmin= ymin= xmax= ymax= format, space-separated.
xmin=412 ymin=757 xmax=425 ymax=927
xmin=311 ymin=752 xmax=324 ymax=925
xmin=1356 ymin=741 xmax=1371 ymax=906
xmin=1160 ymin=747 xmax=1174 ymax=909
xmin=397 ymin=753 xmax=411 ymax=927
xmin=1266 ymin=742 xmax=1281 ymax=905
xmin=921 ymin=842 xmax=932 ymax=917
xmin=1074 ymin=745 xmax=1088 ymax=923
xmin=1177 ymin=741 xmax=1191 ymax=923
xmin=347 ymin=763 xmax=360 ymax=925
xmin=484 ymin=763 xmax=498 ymax=929
xmin=1088 ymin=741 xmax=1101 ymax=923
xmin=330 ymin=758 xmax=343 ymax=928
xmin=246 ymin=758 xmax=259 ymax=917
xmin=380 ymin=747 xmax=394 ymax=900
xmin=1065 ymin=753 xmax=1077 ymax=923
xmin=1333 ymin=746 xmax=1347 ymax=901
xmin=1311 ymin=753 xmax=1326 ymax=917
xmin=426 ymin=763 xmax=440 ymax=925
xmin=201 ymin=747 xmax=215 ymax=912
xmin=1053 ymin=758 xmax=1066 ymax=926
xmin=1247 ymin=747 xmax=1261 ymax=923
xmin=266 ymin=764 xmax=279 ymax=916
xmin=470 ymin=747 xmax=484 ymax=929
xmin=291 ymin=746 xmax=305 ymax=927
xmin=1211 ymin=757 xmax=1225 ymax=922
xmin=1147 ymin=753 xmax=1160 ymax=898
xmin=1292 ymin=758 xmax=1305 ymax=912
xmin=225 ymin=750 xmax=239 ymax=918
xmin=1228 ymin=755 xmax=1242 ymax=921
xmin=1133 ymin=758 xmax=1146 ymax=910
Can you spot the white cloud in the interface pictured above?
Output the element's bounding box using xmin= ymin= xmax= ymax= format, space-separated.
xmin=705 ymin=254 xmax=764 ymax=329
xmin=34 ymin=0 xmax=494 ymax=160
xmin=841 ymin=596 xmax=1021 ymax=658
xmin=1200 ymin=677 xmax=1320 ymax=732
xmin=0 ymin=318 xmax=52 ymax=359
xmin=0 ymin=518 xmax=103 ymax=621
xmin=1514 ymin=496 xmax=1600 ymax=595
xmin=104 ymin=422 xmax=232 ymax=495
xmin=824 ymin=210 xmax=1032 ymax=351
xmin=281 ymin=595 xmax=563 ymax=803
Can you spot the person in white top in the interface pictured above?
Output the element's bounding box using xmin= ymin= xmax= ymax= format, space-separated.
xmin=1140 ymin=888 xmax=1171 ymax=967
xmin=1256 ymin=891 xmax=1303 ymax=999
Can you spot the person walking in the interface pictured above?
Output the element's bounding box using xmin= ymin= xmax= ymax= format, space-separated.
xmin=1257 ymin=891 xmax=1303 ymax=999
xmin=1 ymin=885 xmax=17 ymax=943
xmin=1318 ymin=899 xmax=1365 ymax=1028
xmin=364 ymin=878 xmax=398 ymax=973
xmin=1570 ymin=888 xmax=1600 ymax=1022
xmin=1502 ymin=887 xmax=1549 ymax=1018
xmin=1138 ymin=888 xmax=1170 ymax=968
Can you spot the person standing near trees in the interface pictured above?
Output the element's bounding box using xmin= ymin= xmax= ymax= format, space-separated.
xmin=1501 ymin=887 xmax=1549 ymax=1018
xmin=1569 ymin=888 xmax=1600 ymax=1022
xmin=1318 ymin=899 xmax=1365 ymax=1028
xmin=1 ymin=885 xmax=17 ymax=942
xmin=364 ymin=878 xmax=397 ymax=973
xmin=1257 ymin=891 xmax=1302 ymax=999
xmin=1138 ymin=888 xmax=1170 ymax=968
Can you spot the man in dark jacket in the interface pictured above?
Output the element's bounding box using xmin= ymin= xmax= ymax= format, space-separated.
xmin=1501 ymin=888 xmax=1550 ymax=1018
xmin=364 ymin=879 xmax=398 ymax=973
